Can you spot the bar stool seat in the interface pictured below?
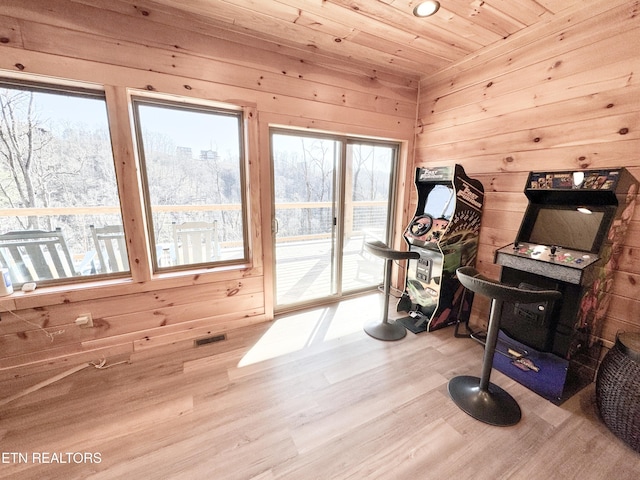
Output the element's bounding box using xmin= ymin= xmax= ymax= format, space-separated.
xmin=363 ymin=241 xmax=420 ymax=341
xmin=448 ymin=266 xmax=561 ymax=426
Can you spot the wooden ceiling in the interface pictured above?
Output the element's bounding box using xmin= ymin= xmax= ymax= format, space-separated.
xmin=146 ymin=0 xmax=586 ymax=79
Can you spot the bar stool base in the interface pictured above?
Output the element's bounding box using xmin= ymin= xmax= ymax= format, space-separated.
xmin=448 ymin=375 xmax=521 ymax=426
xmin=364 ymin=320 xmax=406 ymax=341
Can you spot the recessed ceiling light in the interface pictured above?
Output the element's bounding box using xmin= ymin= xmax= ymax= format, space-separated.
xmin=413 ymin=1 xmax=440 ymax=17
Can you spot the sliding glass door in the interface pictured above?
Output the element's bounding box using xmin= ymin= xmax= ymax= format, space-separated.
xmin=271 ymin=130 xmax=398 ymax=310
xmin=340 ymin=142 xmax=395 ymax=292
xmin=271 ymin=133 xmax=339 ymax=306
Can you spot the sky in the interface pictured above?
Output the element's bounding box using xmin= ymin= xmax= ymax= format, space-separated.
xmin=136 ymin=103 xmax=240 ymax=155
xmin=30 ymin=90 xmax=240 ymax=156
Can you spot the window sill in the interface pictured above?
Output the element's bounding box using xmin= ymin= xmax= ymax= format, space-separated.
xmin=0 ymin=262 xmax=257 ymax=310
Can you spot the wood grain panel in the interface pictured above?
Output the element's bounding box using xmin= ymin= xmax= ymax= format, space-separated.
xmin=0 ymin=278 xmax=264 ymax=333
xmin=421 ymin=112 xmax=638 ymax=162
xmin=0 ymin=14 xmax=22 ymax=47
xmin=420 ymin=84 xmax=640 ymax=148
xmin=15 ymin=21 xmax=416 ymax=119
xmin=143 ymin=0 xmax=425 ymax=75
xmin=104 ymin=85 xmax=152 ymax=283
xmin=421 ymin=4 xmax=639 ymax=104
xmin=422 ymin=0 xmax=633 ymax=84
xmin=0 ymin=0 xmax=419 ymax=100
xmin=422 ymin=60 xmax=639 ymax=132
xmin=0 ymin=288 xmax=264 ymax=358
xmin=70 ymin=0 xmax=418 ymax=87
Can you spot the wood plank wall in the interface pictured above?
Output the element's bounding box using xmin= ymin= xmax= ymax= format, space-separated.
xmin=414 ymin=0 xmax=640 ymax=351
xmin=0 ymin=0 xmax=417 ymax=378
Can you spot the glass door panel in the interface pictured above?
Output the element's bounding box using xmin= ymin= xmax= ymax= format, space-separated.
xmin=341 ymin=142 xmax=395 ymax=293
xmin=272 ymin=133 xmax=339 ymax=307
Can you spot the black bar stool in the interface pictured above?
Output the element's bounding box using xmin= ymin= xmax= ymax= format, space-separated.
xmin=363 ymin=241 xmax=420 ymax=341
xmin=449 ymin=266 xmax=561 ymax=426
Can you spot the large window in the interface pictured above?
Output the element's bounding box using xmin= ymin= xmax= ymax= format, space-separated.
xmin=132 ymin=98 xmax=248 ymax=271
xmin=0 ymin=80 xmax=127 ymax=287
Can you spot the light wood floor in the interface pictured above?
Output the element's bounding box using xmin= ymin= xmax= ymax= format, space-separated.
xmin=1 ymin=293 xmax=638 ymax=479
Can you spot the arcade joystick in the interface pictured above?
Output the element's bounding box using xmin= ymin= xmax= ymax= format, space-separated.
xmin=550 ymin=245 xmax=557 ymax=256
xmin=513 ymin=241 xmax=519 ymax=250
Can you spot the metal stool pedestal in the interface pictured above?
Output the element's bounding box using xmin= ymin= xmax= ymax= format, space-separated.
xmin=362 ymin=241 xmax=419 ymax=341
xmin=448 ymin=267 xmax=561 ymax=426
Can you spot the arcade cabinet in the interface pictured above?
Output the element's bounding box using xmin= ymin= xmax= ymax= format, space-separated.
xmin=492 ymin=168 xmax=638 ymax=404
xmin=398 ymin=164 xmax=485 ymax=333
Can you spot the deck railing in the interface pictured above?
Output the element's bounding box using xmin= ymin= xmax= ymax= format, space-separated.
xmin=0 ymin=201 xmax=389 ymax=271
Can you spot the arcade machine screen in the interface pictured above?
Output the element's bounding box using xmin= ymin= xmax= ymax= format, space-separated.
xmin=423 ymin=185 xmax=455 ymax=220
xmin=524 ymin=205 xmax=607 ymax=253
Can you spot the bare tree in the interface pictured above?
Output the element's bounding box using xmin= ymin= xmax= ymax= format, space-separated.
xmin=0 ymin=89 xmax=53 ymax=229
xmin=351 ymin=144 xmax=374 ymax=201
xmin=299 ymin=138 xmax=335 ymax=234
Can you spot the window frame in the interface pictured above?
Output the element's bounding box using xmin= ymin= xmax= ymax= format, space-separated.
xmin=131 ymin=95 xmax=251 ymax=274
xmin=269 ymin=127 xmax=400 ymax=310
xmin=0 ymin=77 xmax=130 ymax=288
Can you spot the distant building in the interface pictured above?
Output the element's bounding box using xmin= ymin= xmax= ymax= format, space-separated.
xmin=176 ymin=146 xmax=193 ymax=158
xmin=200 ymin=149 xmax=219 ymax=161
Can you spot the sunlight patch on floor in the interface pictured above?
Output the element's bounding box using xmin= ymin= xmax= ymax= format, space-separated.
xmin=238 ymin=293 xmax=383 ymax=367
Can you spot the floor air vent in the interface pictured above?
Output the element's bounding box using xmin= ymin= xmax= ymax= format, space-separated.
xmin=194 ymin=334 xmax=227 ymax=347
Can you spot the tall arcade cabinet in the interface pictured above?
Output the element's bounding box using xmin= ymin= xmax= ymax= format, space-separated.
xmin=493 ymin=168 xmax=638 ymax=403
xmin=398 ymin=165 xmax=485 ymax=333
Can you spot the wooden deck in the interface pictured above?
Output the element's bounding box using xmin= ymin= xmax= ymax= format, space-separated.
xmin=275 ymin=234 xmax=386 ymax=307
